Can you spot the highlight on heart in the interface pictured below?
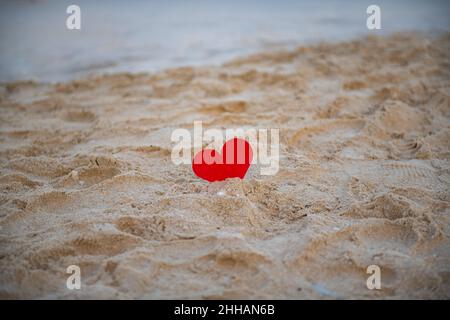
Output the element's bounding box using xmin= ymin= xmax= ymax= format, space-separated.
xmin=171 ymin=121 xmax=279 ymax=179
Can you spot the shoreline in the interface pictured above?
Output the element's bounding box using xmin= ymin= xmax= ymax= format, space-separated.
xmin=1 ymin=30 xmax=448 ymax=85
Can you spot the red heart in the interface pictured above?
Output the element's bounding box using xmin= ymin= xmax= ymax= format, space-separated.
xmin=192 ymin=138 xmax=253 ymax=182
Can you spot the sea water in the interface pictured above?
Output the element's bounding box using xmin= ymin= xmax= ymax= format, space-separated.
xmin=0 ymin=0 xmax=449 ymax=82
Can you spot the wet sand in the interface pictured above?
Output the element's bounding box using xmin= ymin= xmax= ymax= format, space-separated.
xmin=0 ymin=33 xmax=449 ymax=299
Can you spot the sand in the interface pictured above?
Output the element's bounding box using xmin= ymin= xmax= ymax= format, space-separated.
xmin=0 ymin=32 xmax=449 ymax=299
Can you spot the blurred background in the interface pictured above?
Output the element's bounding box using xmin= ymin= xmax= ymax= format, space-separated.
xmin=0 ymin=0 xmax=449 ymax=82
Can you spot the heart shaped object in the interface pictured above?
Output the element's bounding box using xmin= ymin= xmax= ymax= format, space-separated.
xmin=192 ymin=138 xmax=253 ymax=182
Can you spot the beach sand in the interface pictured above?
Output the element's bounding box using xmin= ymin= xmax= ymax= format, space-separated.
xmin=0 ymin=32 xmax=449 ymax=299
